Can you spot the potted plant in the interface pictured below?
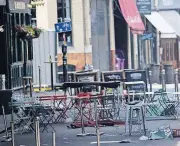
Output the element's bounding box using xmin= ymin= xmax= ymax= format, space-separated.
xmin=15 ymin=25 xmax=42 ymax=40
xmin=15 ymin=25 xmax=28 ymax=39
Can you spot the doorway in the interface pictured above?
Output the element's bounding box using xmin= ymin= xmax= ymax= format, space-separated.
xmin=113 ymin=0 xmax=128 ymax=69
xmin=0 ymin=6 xmax=6 ymax=74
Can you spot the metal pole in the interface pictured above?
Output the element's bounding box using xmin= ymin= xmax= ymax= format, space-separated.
xmin=10 ymin=122 xmax=15 ymax=146
xmin=38 ymin=66 xmax=41 ymax=91
xmin=94 ymin=98 xmax=100 ymax=146
xmin=174 ymin=69 xmax=178 ymax=92
xmin=62 ymin=0 xmax=68 ymax=82
xmin=35 ymin=118 xmax=40 ymax=146
xmin=52 ymin=131 xmax=56 ymax=146
xmin=62 ymin=45 xmax=68 ymax=82
xmin=29 ymin=78 xmax=32 ymax=97
xmin=23 ymin=40 xmax=27 ymax=78
xmin=49 ymin=56 xmax=54 ymax=90
xmin=161 ymin=69 xmax=166 ymax=91
xmin=2 ymin=106 xmax=8 ymax=138
xmin=80 ymin=99 xmax=85 ymax=134
xmin=149 ymin=70 xmax=152 ymax=92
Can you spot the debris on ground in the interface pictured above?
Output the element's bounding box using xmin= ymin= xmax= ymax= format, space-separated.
xmin=149 ymin=125 xmax=173 ymax=140
xmin=139 ymin=135 xmax=148 ymax=141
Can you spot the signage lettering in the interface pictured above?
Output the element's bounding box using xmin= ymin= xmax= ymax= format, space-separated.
xmin=127 ymin=16 xmax=142 ymax=24
xmin=14 ymin=1 xmax=26 ymax=9
xmin=136 ymin=0 xmax=151 ymax=15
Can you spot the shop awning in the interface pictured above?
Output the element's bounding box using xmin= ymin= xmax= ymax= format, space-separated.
xmin=0 ymin=0 xmax=6 ymax=5
xmin=159 ymin=11 xmax=180 ymax=37
xmin=118 ymin=0 xmax=145 ymax=34
xmin=145 ymin=12 xmax=176 ymax=38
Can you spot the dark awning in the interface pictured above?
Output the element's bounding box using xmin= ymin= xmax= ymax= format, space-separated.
xmin=0 ymin=0 xmax=6 ymax=6
xmin=118 ymin=0 xmax=145 ymax=34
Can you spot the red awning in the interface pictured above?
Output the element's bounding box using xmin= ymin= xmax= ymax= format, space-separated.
xmin=118 ymin=0 xmax=145 ymax=34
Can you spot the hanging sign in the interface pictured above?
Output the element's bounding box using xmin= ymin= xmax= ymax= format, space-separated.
xmin=136 ymin=0 xmax=151 ymax=15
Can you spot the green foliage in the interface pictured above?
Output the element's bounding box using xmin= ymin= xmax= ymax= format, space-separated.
xmin=15 ymin=25 xmax=42 ymax=39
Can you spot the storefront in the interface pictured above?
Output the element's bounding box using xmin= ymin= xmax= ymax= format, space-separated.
xmin=1 ymin=0 xmax=33 ymax=89
xmin=145 ymin=11 xmax=177 ymax=68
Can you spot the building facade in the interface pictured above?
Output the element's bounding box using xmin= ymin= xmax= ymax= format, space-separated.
xmin=34 ymin=0 xmax=115 ymax=71
xmin=0 ymin=0 xmax=33 ymax=89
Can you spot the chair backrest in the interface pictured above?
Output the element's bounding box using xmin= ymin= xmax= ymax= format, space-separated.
xmin=75 ymin=70 xmax=99 ymax=92
xmin=101 ymin=70 xmax=124 ymax=82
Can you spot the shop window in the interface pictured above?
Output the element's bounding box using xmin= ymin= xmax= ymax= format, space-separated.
xmin=16 ymin=13 xmax=19 ymax=24
xmin=174 ymin=43 xmax=178 ymax=60
xmin=31 ymin=7 xmax=36 ymax=26
xmin=25 ymin=13 xmax=30 ymax=25
xmin=11 ymin=13 xmax=17 ymax=63
xmin=17 ymin=39 xmax=22 ymax=62
xmin=27 ymin=40 xmax=33 ymax=60
xmin=162 ymin=44 xmax=165 ymax=61
xmin=20 ymin=13 xmax=24 ymax=25
xmin=57 ymin=0 xmax=72 ymax=46
xmin=166 ymin=43 xmax=170 ymax=61
xmin=170 ymin=43 xmax=174 ymax=61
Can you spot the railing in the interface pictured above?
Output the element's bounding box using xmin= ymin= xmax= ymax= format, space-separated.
xmin=11 ymin=61 xmax=33 ymax=89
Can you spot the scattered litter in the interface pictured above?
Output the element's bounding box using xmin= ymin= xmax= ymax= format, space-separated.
xmin=149 ymin=125 xmax=173 ymax=140
xmin=139 ymin=136 xmax=148 ymax=141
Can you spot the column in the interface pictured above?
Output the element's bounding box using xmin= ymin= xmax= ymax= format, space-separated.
xmin=127 ymin=27 xmax=132 ymax=69
xmin=36 ymin=0 xmax=57 ymax=30
xmin=109 ymin=0 xmax=116 ymax=70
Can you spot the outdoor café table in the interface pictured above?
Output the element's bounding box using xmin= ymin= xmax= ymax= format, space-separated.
xmin=62 ymin=82 xmax=121 ymax=136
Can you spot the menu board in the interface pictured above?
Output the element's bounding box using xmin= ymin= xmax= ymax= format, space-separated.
xmin=125 ymin=70 xmax=147 ymax=91
xmin=102 ymin=71 xmax=124 ymax=82
xmin=75 ymin=71 xmax=98 ymax=92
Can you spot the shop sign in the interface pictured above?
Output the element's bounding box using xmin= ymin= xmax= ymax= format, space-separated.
xmin=136 ymin=0 xmax=151 ymax=15
xmin=14 ymin=1 xmax=26 ymax=9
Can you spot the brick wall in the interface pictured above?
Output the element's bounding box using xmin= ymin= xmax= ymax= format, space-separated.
xmin=57 ymin=53 xmax=92 ymax=71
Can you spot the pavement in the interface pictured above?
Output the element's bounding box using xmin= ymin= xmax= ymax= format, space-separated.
xmin=1 ymin=115 xmax=180 ymax=146
xmin=0 ymin=84 xmax=180 ymax=146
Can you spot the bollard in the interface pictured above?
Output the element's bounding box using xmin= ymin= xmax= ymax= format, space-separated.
xmin=35 ymin=118 xmax=40 ymax=146
xmin=161 ymin=69 xmax=166 ymax=91
xmin=149 ymin=70 xmax=152 ymax=92
xmin=38 ymin=66 xmax=41 ymax=92
xmin=52 ymin=131 xmax=56 ymax=146
xmin=29 ymin=78 xmax=33 ymax=97
xmin=94 ymin=98 xmax=100 ymax=146
xmin=2 ymin=106 xmax=8 ymax=138
xmin=80 ymin=99 xmax=85 ymax=134
xmin=174 ymin=69 xmax=179 ymax=93
xmin=10 ymin=122 xmax=15 ymax=146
